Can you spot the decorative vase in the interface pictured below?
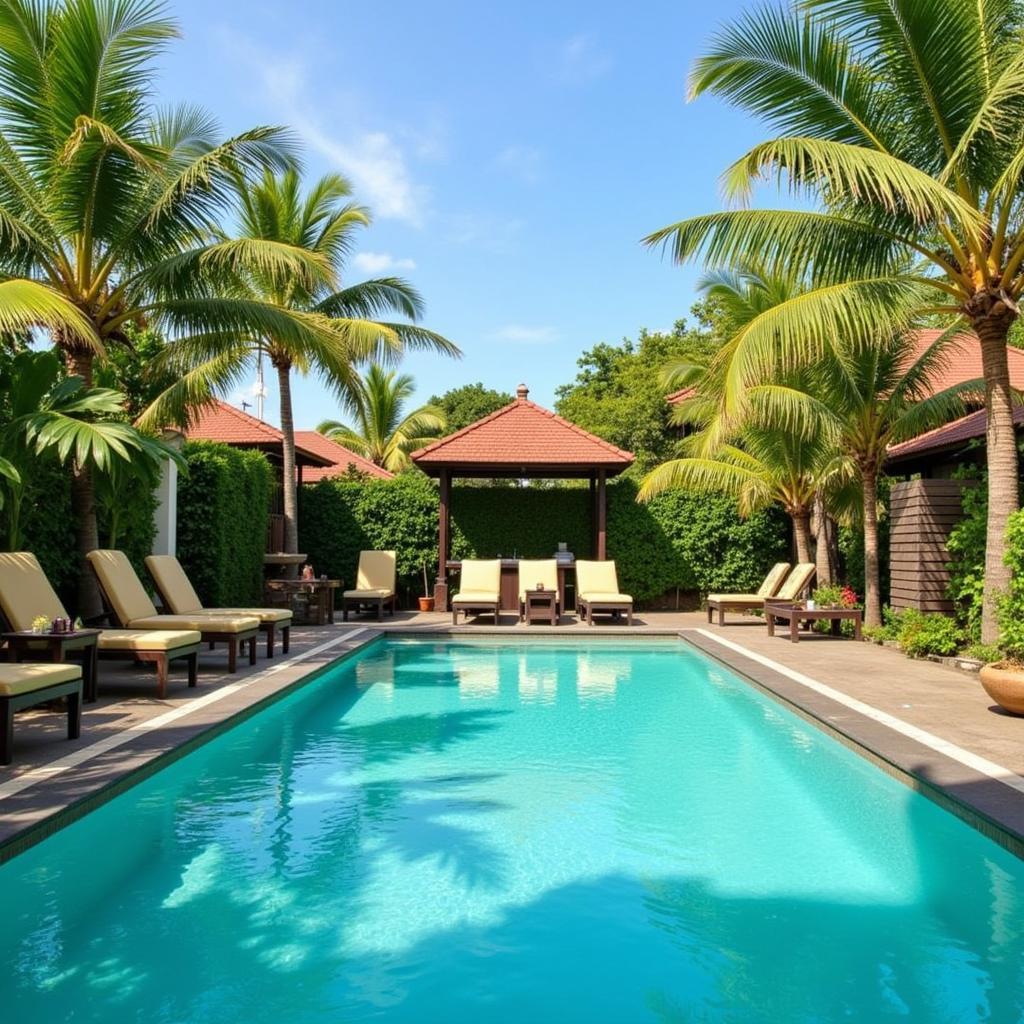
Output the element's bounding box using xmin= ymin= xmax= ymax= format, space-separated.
xmin=980 ymin=663 xmax=1024 ymax=715
xmin=418 ymin=596 xmax=435 ymax=612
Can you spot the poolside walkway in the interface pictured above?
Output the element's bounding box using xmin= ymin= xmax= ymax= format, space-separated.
xmin=2 ymin=609 xmax=1023 ymax=860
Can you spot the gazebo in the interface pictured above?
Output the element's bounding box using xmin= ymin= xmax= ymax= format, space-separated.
xmin=411 ymin=384 xmax=634 ymax=611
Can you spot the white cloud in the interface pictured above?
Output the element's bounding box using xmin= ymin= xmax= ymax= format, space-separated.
xmin=216 ymin=32 xmax=430 ymax=226
xmin=491 ymin=325 xmax=560 ymax=345
xmin=353 ymin=251 xmax=417 ymax=274
xmin=558 ymin=32 xmax=613 ymax=83
xmin=494 ymin=144 xmax=543 ymax=184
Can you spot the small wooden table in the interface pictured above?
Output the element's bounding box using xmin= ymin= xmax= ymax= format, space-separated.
xmin=3 ymin=629 xmax=102 ymax=702
xmin=264 ymin=579 xmax=341 ymax=626
xmin=523 ymin=589 xmax=558 ymax=625
xmin=765 ymin=603 xmax=862 ymax=643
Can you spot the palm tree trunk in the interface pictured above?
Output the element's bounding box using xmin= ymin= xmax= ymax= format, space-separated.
xmin=812 ymin=492 xmax=834 ymax=586
xmin=275 ymin=359 xmax=300 ymax=561
xmin=976 ymin=317 xmax=1020 ymax=644
xmin=64 ymin=346 xmax=103 ymax=621
xmin=792 ymin=509 xmax=813 ymax=565
xmin=861 ymin=466 xmax=881 ymax=628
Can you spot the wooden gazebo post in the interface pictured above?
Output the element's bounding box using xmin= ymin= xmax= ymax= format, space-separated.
xmin=435 ymin=468 xmax=451 ymax=609
xmin=596 ymin=469 xmax=607 ymax=560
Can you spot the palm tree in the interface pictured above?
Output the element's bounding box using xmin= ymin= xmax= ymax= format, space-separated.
xmin=647 ymin=1 xmax=1024 ymax=641
xmin=141 ymin=169 xmax=459 ymax=555
xmin=318 ymin=364 xmax=447 ymax=472
xmin=0 ymin=0 xmax=317 ymax=614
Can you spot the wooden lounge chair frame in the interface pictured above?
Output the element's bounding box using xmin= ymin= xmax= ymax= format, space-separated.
xmin=146 ymin=557 xmax=290 ymax=658
xmin=451 ymin=559 xmax=502 ymax=625
xmin=0 ymin=672 xmax=82 ymax=765
xmin=342 ymin=551 xmax=397 ymax=623
xmin=342 ymin=592 xmax=396 ymax=622
xmin=575 ymin=560 xmax=633 ymax=626
xmin=706 ymin=563 xmax=814 ymax=626
xmin=89 ymin=564 xmax=257 ymax=674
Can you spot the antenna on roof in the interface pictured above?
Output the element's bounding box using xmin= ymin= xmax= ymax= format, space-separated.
xmin=241 ymin=400 xmax=251 ymax=413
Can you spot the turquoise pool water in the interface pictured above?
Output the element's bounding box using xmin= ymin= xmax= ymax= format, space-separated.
xmin=3 ymin=638 xmax=1023 ymax=1022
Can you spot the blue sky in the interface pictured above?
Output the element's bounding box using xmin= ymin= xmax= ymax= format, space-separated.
xmin=159 ymin=0 xmax=760 ymax=429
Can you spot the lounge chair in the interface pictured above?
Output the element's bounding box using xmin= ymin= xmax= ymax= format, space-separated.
xmin=0 ymin=552 xmax=202 ymax=700
xmin=146 ymin=555 xmax=292 ymax=657
xmin=342 ymin=550 xmax=397 ymax=622
xmin=87 ymin=550 xmax=259 ymax=673
xmin=706 ymin=562 xmax=815 ymax=625
xmin=451 ymin=559 xmax=502 ymax=624
xmin=517 ymin=559 xmax=560 ymax=622
xmin=576 ymin=560 xmax=633 ymax=625
xmin=0 ymin=662 xmax=82 ymax=764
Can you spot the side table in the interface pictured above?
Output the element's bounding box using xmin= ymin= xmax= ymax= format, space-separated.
xmin=523 ymin=589 xmax=558 ymax=626
xmin=4 ymin=629 xmax=102 ymax=703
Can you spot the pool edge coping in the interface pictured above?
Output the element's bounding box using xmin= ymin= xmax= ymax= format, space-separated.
xmin=682 ymin=629 xmax=1024 ymax=860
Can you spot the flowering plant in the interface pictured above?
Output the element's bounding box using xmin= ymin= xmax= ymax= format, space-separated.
xmin=31 ymin=615 xmax=51 ymax=633
xmin=812 ymin=584 xmax=860 ymax=609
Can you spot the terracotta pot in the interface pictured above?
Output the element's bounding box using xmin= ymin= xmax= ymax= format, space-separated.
xmin=417 ymin=596 xmax=435 ymax=613
xmin=979 ymin=662 xmax=1024 ymax=715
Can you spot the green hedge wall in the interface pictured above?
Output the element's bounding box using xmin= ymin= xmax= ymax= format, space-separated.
xmin=299 ymin=474 xmax=788 ymax=606
xmin=177 ymin=442 xmax=272 ymax=606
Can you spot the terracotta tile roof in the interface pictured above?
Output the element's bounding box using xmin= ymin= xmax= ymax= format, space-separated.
xmin=184 ymin=400 xmax=332 ymax=466
xmin=887 ymin=404 xmax=1024 ymax=463
xmin=411 ymin=384 xmax=634 ymax=475
xmin=294 ymin=431 xmax=394 ymax=481
xmin=666 ymin=386 xmax=697 ymax=405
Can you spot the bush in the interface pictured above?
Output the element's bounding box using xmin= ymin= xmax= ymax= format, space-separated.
xmin=946 ymin=478 xmax=986 ymax=640
xmin=999 ymin=508 xmax=1024 ymax=660
xmin=176 ymin=442 xmax=271 ymax=606
xmin=298 ymin=473 xmax=789 ymax=607
xmin=889 ymin=608 xmax=964 ymax=658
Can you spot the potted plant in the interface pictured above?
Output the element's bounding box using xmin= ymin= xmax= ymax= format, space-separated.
xmin=980 ymin=661 xmax=1024 ymax=715
xmin=418 ymin=564 xmax=435 ymax=613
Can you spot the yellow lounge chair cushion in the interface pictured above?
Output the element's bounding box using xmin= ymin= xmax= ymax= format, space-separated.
xmin=457 ymin=559 xmax=502 ymax=596
xmin=354 ymin=551 xmax=397 ymax=593
xmin=706 ymin=594 xmax=764 ymax=604
xmin=757 ymin=562 xmax=792 ymax=598
xmin=517 ymin=559 xmax=558 ymax=602
xmin=0 ymin=552 xmax=68 ymax=631
xmin=777 ymin=563 xmax=816 ymax=601
xmin=144 ymin=554 xmax=204 ymax=613
xmin=87 ymin=550 xmax=159 ymax=624
xmin=98 ymin=629 xmax=202 ymax=652
xmin=579 ymin=592 xmax=633 ymax=604
xmin=0 ymin=663 xmax=81 ymax=696
xmin=343 ymin=589 xmax=394 ymax=600
xmin=192 ymin=608 xmax=292 ymax=624
xmin=128 ymin=614 xmax=259 ymax=634
xmin=451 ymin=591 xmax=500 ymax=605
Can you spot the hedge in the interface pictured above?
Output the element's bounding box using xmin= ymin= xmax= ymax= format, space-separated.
xmin=176 ymin=441 xmax=271 ymax=606
xmin=299 ymin=474 xmax=788 ymax=606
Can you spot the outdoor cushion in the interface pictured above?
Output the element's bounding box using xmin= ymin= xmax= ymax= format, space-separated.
xmin=578 ymin=591 xmax=633 ymax=604
xmin=87 ymin=550 xmax=159 ymax=625
xmin=97 ymin=629 xmax=202 ymax=652
xmin=777 ymin=563 xmax=816 ymax=601
xmin=343 ymin=589 xmax=393 ymax=599
xmin=706 ymin=593 xmax=765 ymax=604
xmin=190 ymin=607 xmax=292 ymax=623
xmin=517 ymin=559 xmax=558 ymax=602
xmin=0 ymin=662 xmax=80 ymax=697
xmin=0 ymin=552 xmax=66 ymax=631
xmin=458 ymin=559 xmax=501 ymax=596
xmin=452 ymin=590 xmax=501 ymax=605
xmin=575 ymin=561 xmax=631 ymax=602
xmin=756 ymin=562 xmax=792 ymax=598
xmin=353 ymin=551 xmax=396 ymax=594
xmin=144 ymin=555 xmax=204 ymax=613
xmin=128 ymin=614 xmax=259 ymax=634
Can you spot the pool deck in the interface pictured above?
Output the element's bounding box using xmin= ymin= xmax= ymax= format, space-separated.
xmin=2 ymin=609 xmax=1023 ymax=860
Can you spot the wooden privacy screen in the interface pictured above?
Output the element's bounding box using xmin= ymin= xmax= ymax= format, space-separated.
xmin=889 ymin=478 xmax=976 ymax=613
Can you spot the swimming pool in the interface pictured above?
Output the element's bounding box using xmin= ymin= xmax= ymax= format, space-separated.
xmin=3 ymin=637 xmax=1023 ymax=1022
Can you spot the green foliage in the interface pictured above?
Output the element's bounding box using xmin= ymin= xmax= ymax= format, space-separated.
xmin=554 ymin=316 xmax=721 ymax=473
xmin=946 ymin=479 xmax=987 ymax=641
xmin=429 ymin=383 xmax=512 ymax=432
xmin=299 ymin=473 xmax=439 ymax=600
xmin=963 ymin=643 xmax=1002 ymax=664
xmin=94 ymin=325 xmax=177 ymax=421
xmin=869 ymin=607 xmax=964 ymax=657
xmin=999 ymin=509 xmax=1024 ymax=660
xmin=17 ymin=459 xmax=78 ymax=609
xmin=176 ymin=442 xmax=271 ymax=607
xmin=298 ymin=474 xmax=789 ymax=607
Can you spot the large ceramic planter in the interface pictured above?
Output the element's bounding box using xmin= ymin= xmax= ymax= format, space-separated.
xmin=979 ymin=662 xmax=1024 ymax=715
xmin=418 ymin=596 xmax=435 ymax=613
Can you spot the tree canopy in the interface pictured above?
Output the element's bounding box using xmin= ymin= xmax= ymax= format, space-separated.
xmin=429 ymin=382 xmax=512 ymax=433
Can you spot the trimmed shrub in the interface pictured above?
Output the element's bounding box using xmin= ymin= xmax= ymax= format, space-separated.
xmin=894 ymin=609 xmax=964 ymax=658
xmin=999 ymin=508 xmax=1024 ymax=660
xmin=19 ymin=458 xmax=78 ymax=609
xmin=176 ymin=442 xmax=271 ymax=606
xmin=299 ymin=473 xmax=789 ymax=607
xmin=946 ymin=480 xmax=987 ymax=641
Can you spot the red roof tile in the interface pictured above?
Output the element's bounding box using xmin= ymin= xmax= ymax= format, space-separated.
xmin=887 ymin=404 xmax=1024 ymax=463
xmin=184 ymin=400 xmax=332 ymax=466
xmin=295 ymin=431 xmax=394 ymax=481
xmin=411 ymin=384 xmax=634 ymax=476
